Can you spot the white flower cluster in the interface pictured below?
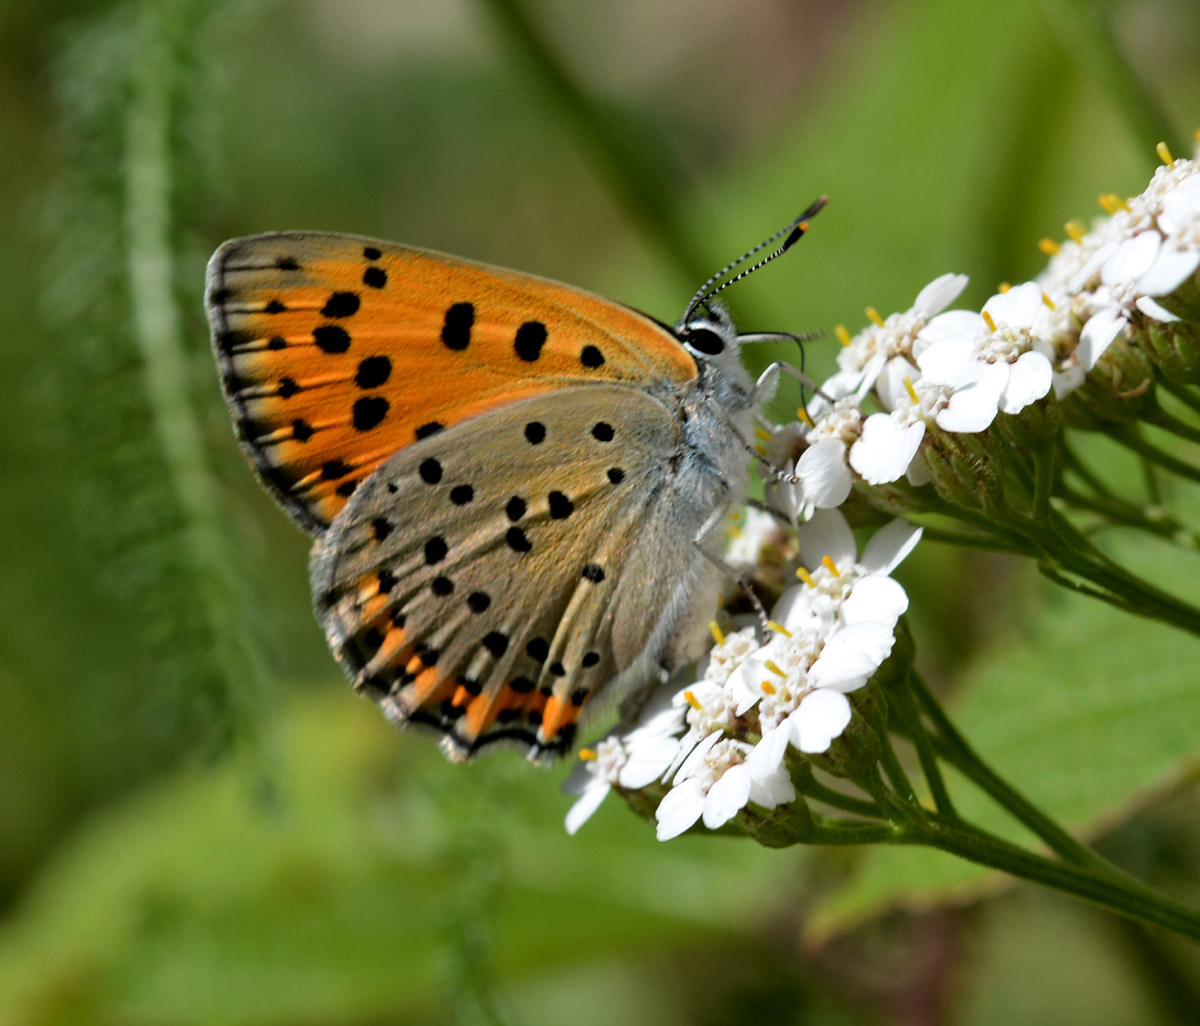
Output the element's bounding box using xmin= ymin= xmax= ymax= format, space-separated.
xmin=565 ymin=141 xmax=1200 ymax=841
xmin=565 ymin=510 xmax=921 ymax=838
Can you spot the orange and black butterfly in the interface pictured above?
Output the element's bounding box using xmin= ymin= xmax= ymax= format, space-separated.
xmin=205 ymin=202 xmax=822 ymax=761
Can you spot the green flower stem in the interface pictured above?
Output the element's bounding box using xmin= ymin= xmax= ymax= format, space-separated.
xmin=906 ymin=671 xmax=1112 ymax=872
xmin=1059 ymin=442 xmax=1118 ymax=499
xmin=901 ymin=816 xmax=1200 ymax=941
xmin=908 ymin=523 xmax=1032 ymax=555
xmin=1112 ymin=425 xmax=1200 ymax=488
xmin=801 ymin=779 xmax=889 ymax=820
xmin=908 ymin=494 xmax=1038 ymax=557
xmin=876 ymin=730 xmax=918 ymax=805
xmin=1057 ymin=487 xmax=1200 ymax=550
xmin=1157 ymin=376 xmax=1200 ymax=418
xmin=1032 ymin=445 xmax=1056 ymax=520
xmin=1147 ymin=405 xmax=1200 ymax=446
xmin=888 ymin=680 xmax=958 ymax=821
xmin=1046 ymin=511 xmax=1200 ymax=637
xmin=808 ymin=818 xmax=903 ymax=846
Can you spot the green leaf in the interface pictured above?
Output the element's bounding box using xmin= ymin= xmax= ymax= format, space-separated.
xmin=0 ymin=691 xmax=803 ymax=1024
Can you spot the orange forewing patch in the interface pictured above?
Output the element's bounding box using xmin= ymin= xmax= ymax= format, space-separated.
xmin=207 ymin=232 xmax=697 ymax=532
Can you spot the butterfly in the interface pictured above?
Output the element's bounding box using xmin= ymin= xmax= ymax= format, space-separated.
xmin=205 ymin=199 xmax=824 ymax=763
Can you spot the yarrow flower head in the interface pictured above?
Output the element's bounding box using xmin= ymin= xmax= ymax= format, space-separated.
xmin=655 ymin=732 xmax=795 ymax=840
xmin=916 ymin=281 xmax=1056 ymax=432
xmin=832 ymin=273 xmax=969 ymax=395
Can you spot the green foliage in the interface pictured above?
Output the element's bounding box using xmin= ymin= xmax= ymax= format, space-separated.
xmin=3 ymin=0 xmax=1200 ymax=1022
xmin=46 ymin=0 xmax=271 ymax=759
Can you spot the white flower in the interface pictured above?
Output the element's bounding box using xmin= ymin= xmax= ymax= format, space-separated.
xmin=725 ymin=508 xmax=785 ymax=572
xmin=793 ymin=391 xmax=866 ymax=511
xmin=564 ymin=691 xmax=686 ymax=834
xmin=916 ymin=282 xmax=1056 ymax=432
xmin=730 ymin=512 xmax=917 ymax=779
xmin=1140 ymin=174 xmax=1200 ymax=296
xmin=836 ymin=273 xmax=970 ymax=394
xmin=789 ymin=509 xmax=920 ymax=632
xmin=655 ymin=731 xmax=795 ymax=841
xmin=701 ymin=624 xmax=760 ymax=687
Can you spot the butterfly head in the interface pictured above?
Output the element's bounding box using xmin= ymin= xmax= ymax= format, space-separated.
xmin=674 ymin=301 xmax=754 ymax=405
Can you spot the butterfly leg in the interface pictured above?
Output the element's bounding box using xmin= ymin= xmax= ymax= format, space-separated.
xmin=707 ymin=396 xmax=801 ymax=488
xmin=691 ymin=489 xmax=769 ymax=632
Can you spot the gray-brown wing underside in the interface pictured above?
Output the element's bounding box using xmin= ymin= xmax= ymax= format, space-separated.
xmin=310 ymin=384 xmax=729 ymax=761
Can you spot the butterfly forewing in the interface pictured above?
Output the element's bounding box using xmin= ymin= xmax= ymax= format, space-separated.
xmin=311 ymin=387 xmax=692 ymax=760
xmin=206 ymin=232 xmax=698 ymax=533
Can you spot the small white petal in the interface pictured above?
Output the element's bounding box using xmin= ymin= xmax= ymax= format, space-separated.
xmin=1101 ymin=231 xmax=1162 ymax=287
xmin=849 ymin=415 xmax=925 ymax=485
xmin=794 ymin=689 xmax=853 ymax=753
xmin=797 ymin=439 xmax=852 ymax=508
xmin=748 ymin=766 xmax=796 ymax=808
xmin=796 ymin=508 xmax=857 ymax=568
xmin=673 ymin=730 xmax=721 ymax=782
xmin=1159 ymin=176 xmax=1200 ymax=231
xmin=703 ymin=764 xmax=752 ymax=828
xmin=935 ymin=365 xmax=1004 ymax=432
xmin=1069 ymin=240 xmax=1116 ymax=293
xmin=906 ymin=456 xmax=931 ymax=487
xmin=914 ymin=272 xmax=970 ymax=317
xmin=1053 ymin=364 xmax=1086 ymax=399
xmin=1137 ymin=248 xmax=1200 ymax=297
xmin=998 ymin=350 xmax=1053 ymax=414
xmin=860 ymin=518 xmax=923 ymax=575
xmin=619 ymin=736 xmax=684 ymax=789
xmin=917 ymin=337 xmax=975 ymax=385
xmin=1135 ymin=295 xmax=1181 ymax=322
xmin=746 ymin=724 xmax=791 ymax=780
xmin=655 ymin=779 xmax=707 ymax=840
xmin=840 ymin=575 xmax=909 ymax=628
xmin=1077 ymin=308 xmax=1126 ymax=369
xmin=918 ymin=309 xmax=984 ymax=347
xmin=984 ymin=281 xmax=1043 ymax=326
xmin=875 ymin=357 xmax=922 ymax=410
xmin=810 ymin=622 xmax=896 ymax=691
xmin=565 ymin=778 xmax=612 ymax=834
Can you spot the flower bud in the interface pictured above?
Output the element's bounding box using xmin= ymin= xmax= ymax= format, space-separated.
xmin=996 ymin=390 xmax=1062 ymax=450
xmin=808 ymin=685 xmax=886 ymax=783
xmin=1059 ymin=337 xmax=1156 ymax=428
xmin=1137 ymin=316 xmax=1200 ymax=384
xmin=918 ymin=428 xmax=1004 ymax=513
xmin=738 ymin=792 xmax=815 ymax=847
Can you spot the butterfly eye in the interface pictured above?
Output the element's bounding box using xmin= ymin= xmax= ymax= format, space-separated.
xmin=681 ymin=327 xmax=725 ymax=358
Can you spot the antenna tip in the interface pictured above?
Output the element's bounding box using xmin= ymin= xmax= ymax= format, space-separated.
xmin=782 ymin=224 xmax=806 ymax=251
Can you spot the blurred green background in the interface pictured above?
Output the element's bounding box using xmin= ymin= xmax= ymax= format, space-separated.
xmin=2 ymin=0 xmax=1200 ymax=1023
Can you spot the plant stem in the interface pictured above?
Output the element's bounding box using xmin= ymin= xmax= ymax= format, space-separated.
xmin=1158 ymin=376 xmax=1200 ymax=418
xmin=802 ymin=779 xmax=889 ymax=820
xmin=1148 ymin=405 xmax=1200 ymax=446
xmin=890 ymin=679 xmax=958 ymax=821
xmin=1047 ymin=510 xmax=1200 ymax=637
xmin=1057 ymin=486 xmax=1200 ymax=550
xmin=1112 ymin=426 xmax=1200 ymax=487
xmin=904 ymin=817 xmax=1200 ymax=940
xmin=907 ymin=671 xmax=1108 ymax=871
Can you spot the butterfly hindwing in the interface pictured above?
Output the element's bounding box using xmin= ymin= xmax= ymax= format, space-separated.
xmin=310 ymin=386 xmax=721 ymax=761
xmin=206 ymin=232 xmax=699 ymax=534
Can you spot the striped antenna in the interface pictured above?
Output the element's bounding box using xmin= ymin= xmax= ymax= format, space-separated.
xmin=682 ymin=196 xmax=827 ymax=323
